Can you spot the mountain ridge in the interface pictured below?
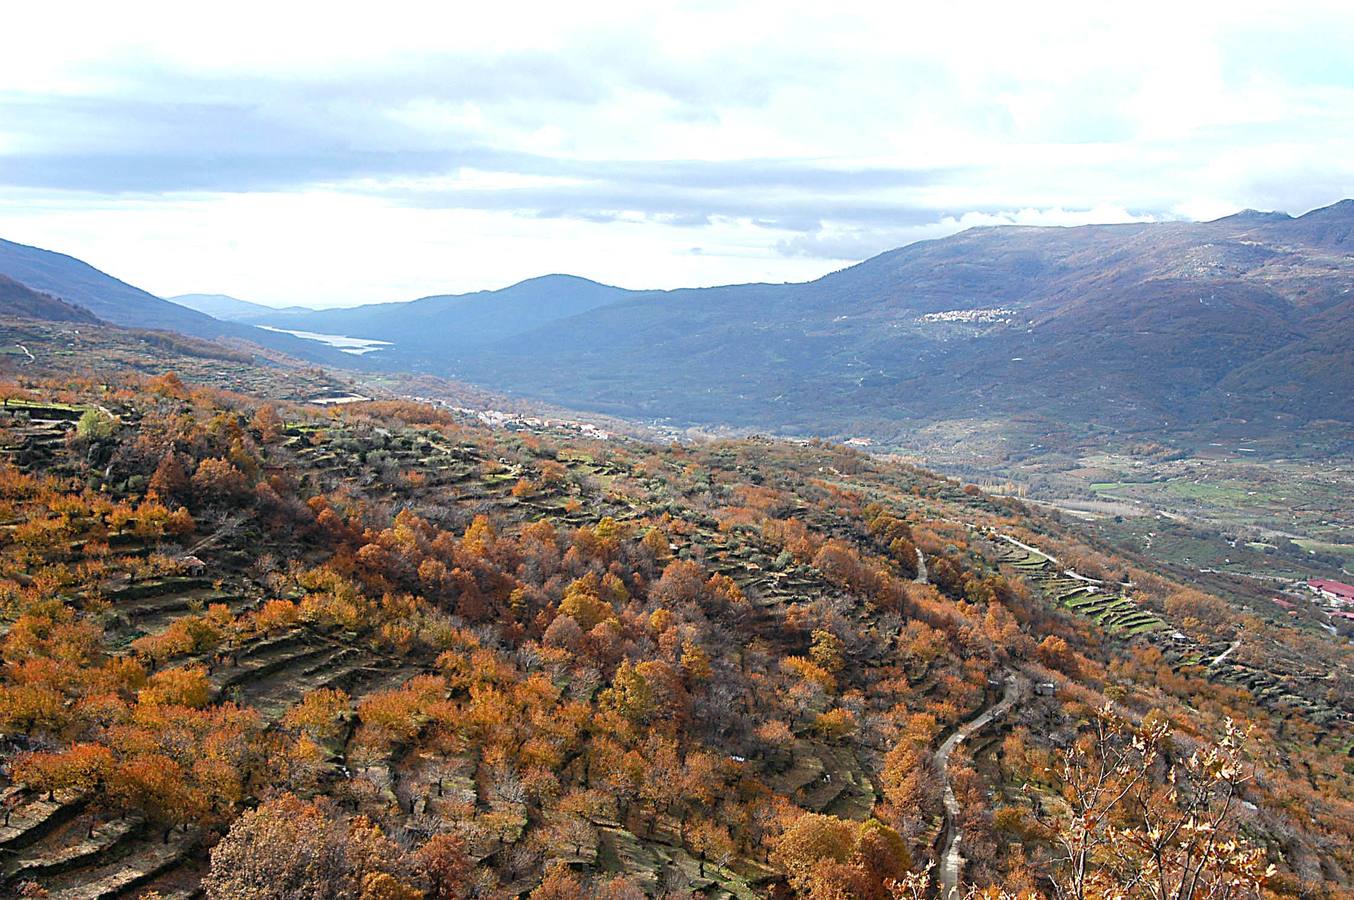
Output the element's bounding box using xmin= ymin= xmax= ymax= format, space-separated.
xmin=5 ymin=201 xmax=1353 ymax=448
xmin=169 ymin=293 xmax=313 ymax=321
xmin=0 ymin=274 xmax=100 ymax=324
xmin=0 ymin=238 xmax=350 ymax=365
xmin=247 ymin=272 xmax=636 ymax=352
xmin=428 ymin=200 xmax=1354 ymax=439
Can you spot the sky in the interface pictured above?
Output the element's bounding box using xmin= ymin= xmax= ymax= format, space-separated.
xmin=2 ymin=1 xmax=1353 ymax=308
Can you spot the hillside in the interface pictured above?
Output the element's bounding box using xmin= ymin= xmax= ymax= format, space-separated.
xmin=0 ymin=238 xmax=349 ymax=365
xmin=71 ymin=202 xmax=1354 ymax=452
xmin=0 ymin=333 xmax=1347 ymax=897
xmin=247 ymin=202 xmax=1354 ymax=447
xmin=0 ymin=274 xmax=99 ymax=324
xmin=448 ymin=203 xmax=1354 ymax=439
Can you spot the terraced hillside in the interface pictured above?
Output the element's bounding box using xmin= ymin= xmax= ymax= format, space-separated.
xmin=0 ymin=358 xmax=1349 ymax=897
xmin=990 ymin=541 xmax=1168 ymax=635
xmin=988 ymin=538 xmax=1351 ymax=732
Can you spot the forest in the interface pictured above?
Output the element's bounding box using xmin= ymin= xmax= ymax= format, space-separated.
xmin=0 ymin=359 xmax=1349 ymax=899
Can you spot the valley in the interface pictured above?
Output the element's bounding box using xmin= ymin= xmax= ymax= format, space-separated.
xmin=255 ymin=326 xmax=393 ymax=356
xmin=4 ymin=9 xmax=1352 ymax=897
xmin=892 ymin=424 xmax=1354 ymax=573
xmin=0 ymin=331 xmax=1346 ymax=896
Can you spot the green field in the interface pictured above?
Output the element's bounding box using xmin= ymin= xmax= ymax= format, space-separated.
xmin=1293 ymin=539 xmax=1354 ymax=564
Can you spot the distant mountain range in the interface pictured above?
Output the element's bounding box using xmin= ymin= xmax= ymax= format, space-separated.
xmin=0 ymin=239 xmax=348 ymax=365
xmin=214 ymin=275 xmax=632 ymax=354
xmin=168 ymin=293 xmax=312 ymax=322
xmin=218 ymin=200 xmax=1354 ymax=443
xmin=5 ymin=202 xmax=1353 ymax=447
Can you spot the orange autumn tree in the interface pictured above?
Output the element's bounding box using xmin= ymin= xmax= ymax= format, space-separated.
xmin=203 ymin=793 xmax=421 ymax=899
xmin=1047 ymin=707 xmax=1272 ymax=900
xmin=770 ymin=812 xmax=913 ymax=899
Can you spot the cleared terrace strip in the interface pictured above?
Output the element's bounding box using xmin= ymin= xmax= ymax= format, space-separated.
xmin=0 ymin=417 xmax=73 ymax=472
xmin=100 ymin=576 xmax=211 ymax=605
xmin=36 ymin=828 xmax=199 ymax=900
xmin=122 ymin=592 xmax=255 ymax=640
xmin=994 ymin=536 xmax=1351 ymax=728
xmin=0 ymin=790 xmax=87 ymax=853
xmin=595 ymin=822 xmax=765 ymax=899
xmin=104 ymin=582 xmax=252 ymax=634
xmin=0 ymin=780 xmax=192 ymax=900
xmin=212 ymin=631 xmax=367 ymax=706
xmin=25 ymin=630 xmax=417 ymax=896
xmin=990 ymin=542 xmax=1168 ymax=636
xmin=1 ymin=816 xmax=144 ymax=887
xmin=766 ymin=740 xmax=877 ymax=823
xmin=228 ymin=641 xmax=414 ymax=723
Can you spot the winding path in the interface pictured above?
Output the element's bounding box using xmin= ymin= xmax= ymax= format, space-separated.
xmin=1208 ymin=639 xmax=1242 ymax=667
xmin=996 ymin=534 xmax=1058 ymax=565
xmin=936 ymin=675 xmax=1022 ymax=899
xmin=992 ymin=531 xmax=1134 ymax=588
xmin=915 ymin=547 xmax=929 ymax=584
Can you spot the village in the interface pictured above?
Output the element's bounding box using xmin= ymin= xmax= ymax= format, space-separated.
xmin=1294 ymin=577 xmax=1354 ymax=632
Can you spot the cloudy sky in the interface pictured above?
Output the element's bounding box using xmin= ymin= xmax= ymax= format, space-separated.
xmin=3 ymin=1 xmax=1353 ymax=307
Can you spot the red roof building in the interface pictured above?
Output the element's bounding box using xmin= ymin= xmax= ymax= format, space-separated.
xmin=1310 ymin=579 xmax=1354 ymax=605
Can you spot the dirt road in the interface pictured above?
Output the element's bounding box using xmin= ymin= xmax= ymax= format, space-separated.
xmin=936 ymin=675 xmax=1022 ymax=899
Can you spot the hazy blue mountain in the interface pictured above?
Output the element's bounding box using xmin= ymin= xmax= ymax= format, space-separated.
xmin=369 ymin=201 xmax=1354 ymax=440
xmin=0 ymin=274 xmax=101 ymax=324
xmin=246 ymin=274 xmax=634 ymax=351
xmin=169 ymin=293 xmax=313 ymax=322
xmin=8 ymin=202 xmax=1353 ymax=448
xmin=0 ymin=239 xmax=347 ymax=364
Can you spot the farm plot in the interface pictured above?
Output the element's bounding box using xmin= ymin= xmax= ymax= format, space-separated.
xmin=993 ymin=543 xmax=1168 ymax=637
xmin=992 ymin=539 xmax=1352 ymax=733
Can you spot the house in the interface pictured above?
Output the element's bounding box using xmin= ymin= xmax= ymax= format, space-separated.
xmin=1308 ymin=578 xmax=1354 ymax=607
xmin=178 ymin=555 xmax=207 ymax=576
xmin=1271 ymin=597 xmax=1296 ymax=610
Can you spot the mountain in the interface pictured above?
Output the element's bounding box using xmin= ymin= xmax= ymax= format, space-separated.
xmin=0 ymin=342 xmax=1349 ymax=896
xmin=0 ymin=274 xmax=100 ymax=323
xmin=169 ymin=293 xmax=312 ymax=322
xmin=333 ymin=201 xmax=1354 ymax=444
xmin=244 ymin=274 xmax=633 ymax=352
xmin=10 ymin=201 xmax=1354 ymax=450
xmin=0 ymin=238 xmax=348 ymax=364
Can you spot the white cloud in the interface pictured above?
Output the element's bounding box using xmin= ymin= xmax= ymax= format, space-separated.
xmin=1 ymin=1 xmax=1353 ymax=305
